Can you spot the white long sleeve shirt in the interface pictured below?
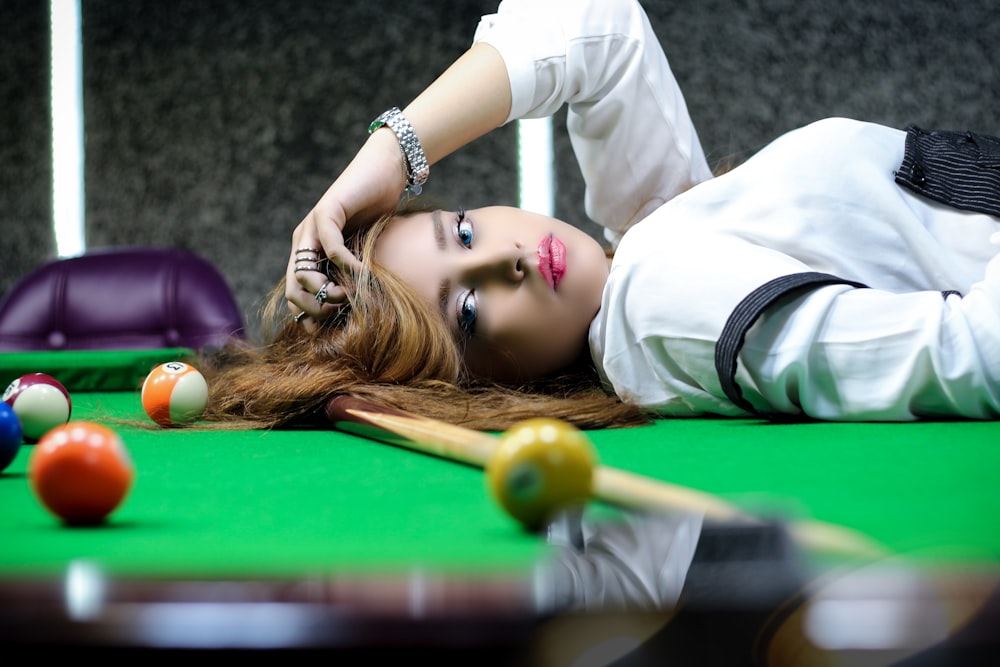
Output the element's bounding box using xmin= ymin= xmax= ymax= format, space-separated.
xmin=597 ymin=119 xmax=1000 ymax=420
xmin=476 ymin=0 xmax=1000 ymax=420
xmin=473 ymin=0 xmax=713 ymax=246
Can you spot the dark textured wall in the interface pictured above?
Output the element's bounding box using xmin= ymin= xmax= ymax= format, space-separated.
xmin=2 ymin=0 xmax=997 ymax=342
xmin=1 ymin=1 xmax=53 ymax=297
xmin=80 ymin=0 xmax=510 ymax=337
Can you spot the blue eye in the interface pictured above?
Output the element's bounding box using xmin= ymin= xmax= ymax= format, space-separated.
xmin=456 ymin=208 xmax=473 ymax=248
xmin=458 ymin=291 xmax=477 ymax=336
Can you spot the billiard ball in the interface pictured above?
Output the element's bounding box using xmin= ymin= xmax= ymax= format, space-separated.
xmin=141 ymin=361 xmax=209 ymax=427
xmin=2 ymin=372 xmax=72 ymax=442
xmin=0 ymin=401 xmax=22 ymax=473
xmin=486 ymin=418 xmax=597 ymax=530
xmin=29 ymin=421 xmax=134 ymax=525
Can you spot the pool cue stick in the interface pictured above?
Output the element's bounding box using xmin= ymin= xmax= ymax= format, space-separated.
xmin=325 ymin=395 xmax=885 ymax=558
xmin=326 ymin=396 xmax=741 ymax=518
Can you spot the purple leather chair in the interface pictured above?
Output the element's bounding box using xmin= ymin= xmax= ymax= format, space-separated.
xmin=0 ymin=247 xmax=244 ymax=351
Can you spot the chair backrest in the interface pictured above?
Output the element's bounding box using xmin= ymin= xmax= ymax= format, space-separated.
xmin=0 ymin=247 xmax=244 ymax=351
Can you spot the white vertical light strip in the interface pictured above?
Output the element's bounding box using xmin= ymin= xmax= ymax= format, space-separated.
xmin=516 ymin=117 xmax=554 ymax=217
xmin=51 ymin=0 xmax=86 ymax=257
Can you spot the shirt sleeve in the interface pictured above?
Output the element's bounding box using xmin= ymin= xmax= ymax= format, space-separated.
xmin=473 ymin=0 xmax=713 ymax=244
xmin=739 ymin=276 xmax=1000 ymax=420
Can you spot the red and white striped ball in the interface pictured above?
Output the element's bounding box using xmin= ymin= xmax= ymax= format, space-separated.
xmin=141 ymin=361 xmax=209 ymax=427
xmin=2 ymin=373 xmax=72 ymax=442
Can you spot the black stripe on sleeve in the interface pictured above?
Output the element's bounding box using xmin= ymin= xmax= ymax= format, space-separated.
xmin=714 ymin=272 xmax=868 ymax=417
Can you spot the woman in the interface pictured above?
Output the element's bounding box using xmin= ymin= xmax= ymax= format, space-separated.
xmin=204 ymin=0 xmax=1000 ymax=428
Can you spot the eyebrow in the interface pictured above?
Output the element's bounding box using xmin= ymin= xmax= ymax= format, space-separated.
xmin=432 ymin=209 xmax=446 ymax=250
xmin=438 ymin=280 xmax=451 ymax=321
xmin=432 ymin=210 xmax=450 ymax=318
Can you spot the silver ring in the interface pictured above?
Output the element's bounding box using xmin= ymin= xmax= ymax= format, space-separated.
xmin=293 ymin=311 xmax=307 ymax=324
xmin=294 ymin=264 xmax=323 ymax=273
xmin=295 ymin=247 xmax=321 ymax=254
xmin=315 ymin=281 xmax=331 ymax=304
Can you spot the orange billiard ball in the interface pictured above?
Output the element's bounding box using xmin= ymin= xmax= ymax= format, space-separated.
xmin=29 ymin=421 xmax=134 ymax=525
xmin=141 ymin=361 xmax=209 ymax=427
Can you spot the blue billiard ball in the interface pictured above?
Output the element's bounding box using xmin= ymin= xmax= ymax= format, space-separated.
xmin=0 ymin=401 xmax=23 ymax=473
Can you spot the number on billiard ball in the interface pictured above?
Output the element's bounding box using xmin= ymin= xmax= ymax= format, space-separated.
xmin=486 ymin=418 xmax=597 ymax=530
xmin=29 ymin=421 xmax=134 ymax=525
xmin=141 ymin=361 xmax=209 ymax=427
xmin=2 ymin=372 xmax=72 ymax=442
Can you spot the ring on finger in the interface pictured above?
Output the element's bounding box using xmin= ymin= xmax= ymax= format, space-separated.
xmin=316 ymin=281 xmax=332 ymax=303
xmin=295 ymin=248 xmax=323 ymax=261
xmin=293 ymin=311 xmax=307 ymax=324
xmin=294 ymin=259 xmax=326 ymax=272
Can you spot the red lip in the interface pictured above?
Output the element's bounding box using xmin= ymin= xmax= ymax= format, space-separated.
xmin=537 ymin=234 xmax=566 ymax=290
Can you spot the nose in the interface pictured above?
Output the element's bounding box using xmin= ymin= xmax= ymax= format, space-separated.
xmin=457 ymin=244 xmax=527 ymax=286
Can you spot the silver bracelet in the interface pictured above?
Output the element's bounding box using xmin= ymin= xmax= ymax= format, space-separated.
xmin=369 ymin=107 xmax=429 ymax=195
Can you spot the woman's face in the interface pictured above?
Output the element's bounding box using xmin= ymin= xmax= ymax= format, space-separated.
xmin=373 ymin=206 xmax=609 ymax=382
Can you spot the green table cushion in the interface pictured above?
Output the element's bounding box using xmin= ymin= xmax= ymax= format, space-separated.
xmin=0 ymin=348 xmax=197 ymax=392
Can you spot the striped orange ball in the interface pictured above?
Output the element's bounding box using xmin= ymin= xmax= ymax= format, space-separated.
xmin=141 ymin=361 xmax=209 ymax=427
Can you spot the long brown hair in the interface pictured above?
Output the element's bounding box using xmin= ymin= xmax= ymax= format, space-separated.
xmin=202 ymin=211 xmax=650 ymax=431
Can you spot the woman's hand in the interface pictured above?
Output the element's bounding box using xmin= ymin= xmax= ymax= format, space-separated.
xmin=286 ymin=42 xmax=513 ymax=331
xmin=286 ymin=129 xmax=407 ymax=331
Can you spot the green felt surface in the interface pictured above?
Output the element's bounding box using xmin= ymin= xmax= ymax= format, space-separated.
xmin=1 ymin=392 xmax=546 ymax=578
xmin=2 ymin=388 xmax=999 ymax=581
xmin=593 ymin=419 xmax=1000 ymax=564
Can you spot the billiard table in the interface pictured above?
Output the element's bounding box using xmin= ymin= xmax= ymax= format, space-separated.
xmin=1 ymin=349 xmax=999 ymax=664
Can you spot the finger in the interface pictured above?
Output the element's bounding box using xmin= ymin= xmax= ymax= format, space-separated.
xmin=289 ymin=298 xmax=348 ymax=335
xmin=311 ymin=216 xmax=363 ymax=275
xmin=286 ymin=243 xmax=326 ymax=318
xmin=288 ymin=235 xmax=338 ymax=318
xmin=286 ymin=274 xmax=328 ymax=319
xmin=292 ymin=226 xmax=327 ymax=287
xmin=289 ymin=309 xmax=319 ymax=334
xmin=286 ymin=265 xmax=353 ymax=325
xmin=324 ymin=244 xmax=363 ymax=274
xmin=287 ymin=221 xmax=318 ymax=291
xmin=286 ymin=207 xmax=358 ymax=323
xmin=314 ymin=281 xmax=350 ymax=305
xmin=290 ymin=222 xmax=323 ymax=260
